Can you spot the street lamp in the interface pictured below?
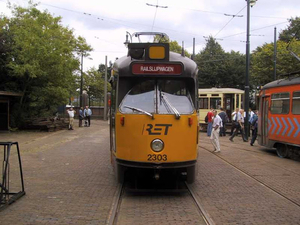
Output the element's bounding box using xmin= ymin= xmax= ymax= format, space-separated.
xmin=244 ymin=0 xmax=257 ymax=140
xmin=80 ymin=52 xmax=83 ymax=108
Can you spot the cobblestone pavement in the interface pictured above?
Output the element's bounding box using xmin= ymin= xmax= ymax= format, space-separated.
xmin=0 ymin=120 xmax=118 ymax=225
xmin=117 ymin=192 xmax=207 ymax=225
xmin=0 ymin=124 xmax=300 ymax=225
xmin=196 ymin=134 xmax=300 ymax=225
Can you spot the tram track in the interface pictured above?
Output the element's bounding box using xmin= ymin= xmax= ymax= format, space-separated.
xmin=185 ymin=182 xmax=215 ymax=225
xmin=106 ymin=183 xmax=123 ymax=225
xmin=201 ymin=138 xmax=300 ymax=176
xmin=106 ymin=181 xmax=215 ymax=225
xmin=201 ymin=145 xmax=300 ymax=209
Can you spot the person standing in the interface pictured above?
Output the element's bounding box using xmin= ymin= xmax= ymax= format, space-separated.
xmin=207 ymin=107 xmax=214 ymax=136
xmin=84 ymin=106 xmax=92 ymax=127
xmin=218 ymin=107 xmax=229 ymax=137
xmin=211 ymin=110 xmax=222 ymax=153
xmin=240 ymin=109 xmax=247 ymax=141
xmin=79 ymin=107 xmax=84 ymax=127
xmin=230 ymin=108 xmax=239 ymax=135
xmin=247 ymin=108 xmax=255 ymax=137
xmin=250 ymin=110 xmax=258 ymax=146
xmin=229 ymin=109 xmax=247 ymax=142
xmin=67 ymin=107 xmax=75 ymax=130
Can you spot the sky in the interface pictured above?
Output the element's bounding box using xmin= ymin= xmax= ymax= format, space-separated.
xmin=1 ymin=0 xmax=299 ymax=71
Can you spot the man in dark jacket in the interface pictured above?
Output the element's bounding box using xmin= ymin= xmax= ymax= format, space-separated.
xmin=250 ymin=110 xmax=258 ymax=146
xmin=218 ymin=107 xmax=228 ymax=136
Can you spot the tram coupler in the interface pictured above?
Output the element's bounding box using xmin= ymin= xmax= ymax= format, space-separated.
xmin=181 ymin=171 xmax=188 ymax=181
xmin=153 ymin=169 xmax=160 ymax=181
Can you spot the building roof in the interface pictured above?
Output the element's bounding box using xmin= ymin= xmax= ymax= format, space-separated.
xmin=198 ymin=88 xmax=244 ymax=94
xmin=0 ymin=91 xmax=23 ymax=97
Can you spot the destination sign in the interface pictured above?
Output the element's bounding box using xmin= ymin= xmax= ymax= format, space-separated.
xmin=132 ymin=63 xmax=182 ymax=75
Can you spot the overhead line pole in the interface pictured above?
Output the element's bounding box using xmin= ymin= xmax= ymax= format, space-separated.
xmin=80 ymin=52 xmax=83 ymax=108
xmin=273 ymin=27 xmax=277 ymax=80
xmin=244 ymin=0 xmax=251 ymax=141
xmin=192 ymin=38 xmax=195 ymax=60
xmin=104 ymin=56 xmax=108 ymax=121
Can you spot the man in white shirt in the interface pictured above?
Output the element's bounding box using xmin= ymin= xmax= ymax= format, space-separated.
xmin=230 ymin=108 xmax=239 ymax=135
xmin=67 ymin=107 xmax=76 ymax=130
xmin=84 ymin=106 xmax=92 ymax=127
xmin=210 ymin=110 xmax=222 ymax=153
xmin=229 ymin=109 xmax=247 ymax=142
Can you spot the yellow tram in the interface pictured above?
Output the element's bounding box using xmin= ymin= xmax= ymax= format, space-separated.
xmin=109 ymin=32 xmax=199 ymax=183
xmin=198 ymin=88 xmax=244 ymax=130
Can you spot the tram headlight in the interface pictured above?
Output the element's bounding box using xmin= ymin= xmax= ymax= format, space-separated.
xmin=151 ymin=139 xmax=164 ymax=152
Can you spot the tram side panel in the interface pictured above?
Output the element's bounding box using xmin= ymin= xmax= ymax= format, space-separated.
xmin=258 ymin=83 xmax=300 ymax=157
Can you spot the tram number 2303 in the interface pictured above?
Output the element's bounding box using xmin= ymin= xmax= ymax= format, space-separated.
xmin=147 ymin=154 xmax=167 ymax=162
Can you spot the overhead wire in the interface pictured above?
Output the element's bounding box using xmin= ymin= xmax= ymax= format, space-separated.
xmin=1 ymin=0 xmax=294 ymax=54
xmin=22 ymin=1 xmax=293 ymax=40
xmin=214 ymin=5 xmax=246 ymax=38
xmin=220 ymin=21 xmax=289 ymax=39
xmin=150 ymin=1 xmax=159 ymax=32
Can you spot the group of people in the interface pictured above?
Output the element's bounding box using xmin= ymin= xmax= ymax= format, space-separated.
xmin=66 ymin=106 xmax=92 ymax=130
xmin=206 ymin=107 xmax=259 ymax=153
xmin=206 ymin=107 xmax=229 ymax=137
xmin=229 ymin=108 xmax=258 ymax=146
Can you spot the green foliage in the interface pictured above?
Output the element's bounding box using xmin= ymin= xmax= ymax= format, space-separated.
xmin=279 ymin=17 xmax=300 ymax=42
xmin=251 ymin=40 xmax=300 ymax=86
xmin=0 ymin=17 xmax=11 ymax=87
xmin=84 ymin=66 xmax=111 ymax=106
xmin=154 ymin=35 xmax=191 ymax=57
xmin=169 ymin=40 xmax=191 ymax=57
xmin=194 ymin=36 xmax=245 ymax=88
xmin=0 ymin=3 xmax=92 ymax=127
xmin=251 ymin=17 xmax=300 ymax=88
xmin=222 ymin=51 xmax=246 ymax=89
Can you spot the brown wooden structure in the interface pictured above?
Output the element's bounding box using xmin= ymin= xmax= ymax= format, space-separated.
xmin=0 ymin=91 xmax=23 ymax=131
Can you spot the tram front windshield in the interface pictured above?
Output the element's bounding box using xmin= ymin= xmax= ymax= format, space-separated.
xmin=120 ymin=80 xmax=194 ymax=115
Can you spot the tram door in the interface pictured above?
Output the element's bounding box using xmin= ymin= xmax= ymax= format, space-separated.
xmin=109 ymin=78 xmax=117 ymax=155
xmin=224 ymin=94 xmax=233 ymax=122
xmin=261 ymin=97 xmax=270 ymax=146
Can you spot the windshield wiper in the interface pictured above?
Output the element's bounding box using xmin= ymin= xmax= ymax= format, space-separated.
xmin=160 ymin=93 xmax=181 ymax=119
xmin=124 ymin=105 xmax=154 ymax=119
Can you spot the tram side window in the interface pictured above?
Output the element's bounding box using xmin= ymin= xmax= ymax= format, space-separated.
xmin=292 ymin=91 xmax=300 ymax=114
xmin=199 ymin=98 xmax=208 ymax=109
xmin=271 ymin=92 xmax=289 ymax=114
xmin=210 ymin=98 xmax=221 ymax=109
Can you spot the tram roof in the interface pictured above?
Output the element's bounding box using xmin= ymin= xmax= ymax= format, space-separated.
xmin=113 ymin=51 xmax=198 ymax=78
xmin=262 ymin=76 xmax=300 ymax=90
xmin=198 ymin=88 xmax=244 ymax=94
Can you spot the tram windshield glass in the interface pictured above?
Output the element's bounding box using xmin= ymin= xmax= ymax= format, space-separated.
xmin=120 ymin=79 xmax=194 ymax=114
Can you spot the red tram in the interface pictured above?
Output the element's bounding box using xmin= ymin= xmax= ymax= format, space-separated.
xmin=258 ymin=77 xmax=300 ymax=158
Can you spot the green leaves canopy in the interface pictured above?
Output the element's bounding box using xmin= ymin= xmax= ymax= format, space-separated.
xmin=0 ymin=3 xmax=92 ymax=126
xmin=195 ymin=36 xmax=245 ymax=89
xmin=251 ymin=40 xmax=300 ymax=86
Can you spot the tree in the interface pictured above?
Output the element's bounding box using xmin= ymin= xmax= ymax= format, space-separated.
xmin=195 ymin=36 xmax=227 ymax=87
xmin=279 ymin=17 xmax=300 ymax=42
xmin=222 ymin=51 xmax=246 ymax=89
xmin=0 ymin=17 xmax=11 ymax=90
xmin=251 ymin=40 xmax=300 ymax=86
xmin=155 ymin=35 xmax=191 ymax=57
xmin=84 ymin=66 xmax=111 ymax=106
xmin=194 ymin=36 xmax=247 ymax=89
xmin=0 ymin=2 xmax=92 ymax=127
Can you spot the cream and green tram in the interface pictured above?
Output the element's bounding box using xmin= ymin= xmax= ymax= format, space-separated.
xmin=198 ymin=88 xmax=244 ymax=130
